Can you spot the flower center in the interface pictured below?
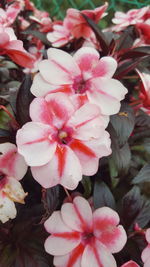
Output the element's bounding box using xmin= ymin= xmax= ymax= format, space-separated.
xmin=81 ymin=232 xmax=94 ymax=245
xmin=73 ymin=76 xmax=87 ymax=94
xmin=57 ymin=127 xmax=73 ymax=145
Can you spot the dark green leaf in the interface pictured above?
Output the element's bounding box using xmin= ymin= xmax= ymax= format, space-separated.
xmin=93 ymin=180 xmax=116 ymax=209
xmin=110 ymin=103 xmax=135 ymax=146
xmin=114 ymin=58 xmax=142 ymax=79
xmin=120 ymin=186 xmax=150 ymax=230
xmin=46 ymin=186 xmax=59 ymax=215
xmin=82 ymin=14 xmax=109 ymax=55
xmin=132 ymin=164 xmax=150 ymax=184
xmin=16 ymin=74 xmax=34 ymax=126
xmin=23 ymin=30 xmax=51 ymax=46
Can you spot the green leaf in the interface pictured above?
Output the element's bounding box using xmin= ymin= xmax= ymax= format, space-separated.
xmin=132 ymin=164 xmax=150 ymax=184
xmin=93 ymin=180 xmax=116 ymax=210
xmin=110 ymin=103 xmax=135 ymax=146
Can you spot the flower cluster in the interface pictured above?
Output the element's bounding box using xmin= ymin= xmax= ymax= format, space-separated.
xmin=0 ymin=1 xmax=150 ymax=267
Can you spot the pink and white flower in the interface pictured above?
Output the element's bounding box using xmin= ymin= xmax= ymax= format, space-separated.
xmin=0 ymin=142 xmax=28 ymax=223
xmin=31 ymin=47 xmax=127 ymax=116
xmin=0 ymin=25 xmax=35 ymax=68
xmin=44 ymin=196 xmax=127 ymax=267
xmin=136 ymin=69 xmax=150 ymax=115
xmin=112 ymin=6 xmax=149 ymax=32
xmin=141 ymin=229 xmax=150 ymax=267
xmin=16 ymin=93 xmax=111 ymax=189
xmin=120 ymin=260 xmax=140 ymax=267
xmin=0 ymin=2 xmax=21 ymax=27
xmin=64 ymin=3 xmax=108 ymax=39
xmin=47 ymin=23 xmax=73 ymax=47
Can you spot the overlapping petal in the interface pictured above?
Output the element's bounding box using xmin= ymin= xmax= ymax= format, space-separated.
xmin=16 ymin=122 xmax=57 ymax=166
xmin=121 ymin=260 xmax=140 ymax=267
xmin=31 ymin=146 xmax=82 ymax=189
xmin=93 ymin=207 xmax=127 ymax=253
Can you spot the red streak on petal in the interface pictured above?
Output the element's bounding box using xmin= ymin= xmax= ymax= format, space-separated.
xmin=56 ymin=146 xmax=66 ymax=177
xmin=93 ymin=244 xmax=103 ymax=267
xmin=70 ymin=140 xmax=95 ymax=157
xmin=48 ymin=99 xmax=69 ymax=122
xmin=76 ymin=114 xmax=99 ymax=128
xmin=53 ymin=231 xmax=80 ymax=240
xmin=67 ymin=243 xmax=85 ymax=267
xmin=52 ymin=85 xmax=73 ymax=95
xmin=25 ymin=137 xmax=48 ymax=145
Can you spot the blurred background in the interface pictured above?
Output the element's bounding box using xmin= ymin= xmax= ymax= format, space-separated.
xmin=31 ymin=0 xmax=150 ymax=24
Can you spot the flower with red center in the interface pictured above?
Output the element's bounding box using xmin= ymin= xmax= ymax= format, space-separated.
xmin=112 ymin=6 xmax=149 ymax=32
xmin=44 ymin=196 xmax=127 ymax=267
xmin=63 ymin=3 xmax=108 ymax=39
xmin=0 ymin=25 xmax=35 ymax=68
xmin=31 ymin=47 xmax=127 ymax=116
xmin=141 ymin=228 xmax=150 ymax=267
xmin=120 ymin=261 xmax=140 ymax=267
xmin=136 ymin=21 xmax=150 ymax=45
xmin=0 ymin=142 xmax=28 ymax=223
xmin=16 ymin=93 xmax=111 ymax=189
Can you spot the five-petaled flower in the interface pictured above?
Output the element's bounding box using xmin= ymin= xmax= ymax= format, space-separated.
xmin=16 ymin=93 xmax=111 ymax=190
xmin=31 ymin=47 xmax=127 ymax=116
xmin=0 ymin=142 xmax=28 ymax=223
xmin=141 ymin=228 xmax=150 ymax=267
xmin=44 ymin=196 xmax=127 ymax=267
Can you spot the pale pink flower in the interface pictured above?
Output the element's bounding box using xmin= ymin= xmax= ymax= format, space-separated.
xmin=31 ymin=47 xmax=127 ymax=116
xmin=64 ymin=3 xmax=108 ymax=39
xmin=44 ymin=196 xmax=127 ymax=267
xmin=136 ymin=69 xmax=150 ymax=115
xmin=16 ymin=93 xmax=111 ymax=189
xmin=0 ymin=25 xmax=35 ymax=68
xmin=0 ymin=2 xmax=21 ymax=27
xmin=141 ymin=229 xmax=150 ymax=267
xmin=112 ymin=6 xmax=149 ymax=32
xmin=120 ymin=260 xmax=140 ymax=267
xmin=0 ymin=142 xmax=28 ymax=223
xmin=47 ymin=23 xmax=73 ymax=47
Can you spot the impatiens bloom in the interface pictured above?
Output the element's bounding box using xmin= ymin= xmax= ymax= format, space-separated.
xmin=136 ymin=69 xmax=150 ymax=114
xmin=0 ymin=2 xmax=21 ymax=27
xmin=47 ymin=23 xmax=73 ymax=47
xmin=31 ymin=47 xmax=127 ymax=116
xmin=30 ymin=9 xmax=52 ymax=33
xmin=44 ymin=196 xmax=127 ymax=267
xmin=0 ymin=26 xmax=35 ymax=68
xmin=63 ymin=3 xmax=108 ymax=39
xmin=141 ymin=229 xmax=150 ymax=267
xmin=0 ymin=142 xmax=28 ymax=223
xmin=16 ymin=93 xmax=111 ymax=189
xmin=136 ymin=21 xmax=150 ymax=45
xmin=112 ymin=6 xmax=149 ymax=32
xmin=120 ymin=260 xmax=140 ymax=267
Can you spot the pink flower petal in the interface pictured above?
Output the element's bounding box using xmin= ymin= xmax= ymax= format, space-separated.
xmin=68 ymin=103 xmax=108 ymax=140
xmin=61 ymin=196 xmax=93 ymax=232
xmin=93 ymin=207 xmax=127 ymax=253
xmin=88 ymin=78 xmax=127 ymax=115
xmin=69 ymin=139 xmax=98 ymax=176
xmin=44 ymin=211 xmax=81 ymax=256
xmin=54 ymin=244 xmax=84 ymax=267
xmin=92 ymin=57 xmax=117 ymax=79
xmin=146 ymin=229 xmax=150 ymax=243
xmin=0 ymin=143 xmax=27 ymax=180
xmin=30 ymin=93 xmax=75 ymax=129
xmin=73 ymin=47 xmax=99 ymax=80
xmin=81 ymin=239 xmax=117 ymax=267
xmin=121 ymin=260 xmax=140 ymax=267
xmin=141 ymin=244 xmax=150 ymax=263
xmin=30 ymin=73 xmax=63 ymax=97
xmin=16 ymin=122 xmax=57 ymax=166
xmin=39 ymin=48 xmax=80 ymax=85
xmin=31 ymin=146 xmax=82 ymax=189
